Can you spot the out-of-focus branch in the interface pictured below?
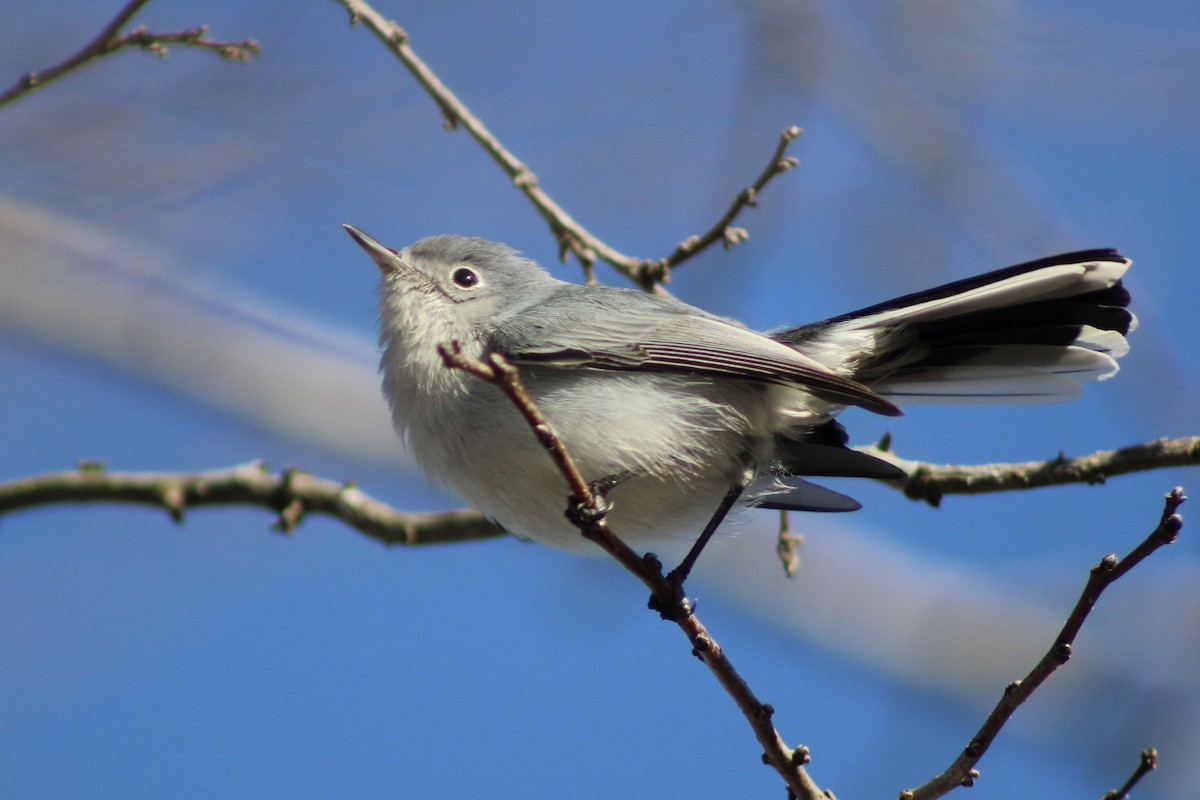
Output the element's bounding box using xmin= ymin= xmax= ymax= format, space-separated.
xmin=0 ymin=461 xmax=505 ymax=547
xmin=335 ymin=0 xmax=798 ymax=291
xmin=435 ymin=342 xmax=825 ymax=800
xmin=1101 ymin=748 xmax=1158 ymax=800
xmin=865 ymin=435 xmax=1200 ymax=506
xmin=0 ymin=0 xmax=260 ymax=109
xmin=775 ymin=509 xmax=804 ymax=577
xmin=901 ymin=488 xmax=1184 ymax=800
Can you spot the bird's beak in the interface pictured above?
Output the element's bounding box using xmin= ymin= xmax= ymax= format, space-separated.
xmin=343 ymin=224 xmax=402 ymax=273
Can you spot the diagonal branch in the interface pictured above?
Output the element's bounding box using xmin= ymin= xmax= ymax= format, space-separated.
xmin=901 ymin=488 xmax=1184 ymax=800
xmin=1101 ymin=747 xmax=1158 ymax=800
xmin=435 ymin=341 xmax=826 ymax=800
xmin=0 ymin=461 xmax=505 ymax=547
xmin=864 ymin=435 xmax=1200 ymax=507
xmin=0 ymin=0 xmax=261 ymax=109
xmin=335 ymin=0 xmax=799 ymax=291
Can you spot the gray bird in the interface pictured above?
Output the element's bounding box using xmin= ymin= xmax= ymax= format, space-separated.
xmin=345 ymin=226 xmax=1134 ymax=576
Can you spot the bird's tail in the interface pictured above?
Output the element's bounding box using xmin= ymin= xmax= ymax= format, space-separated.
xmin=774 ymin=250 xmax=1136 ymax=403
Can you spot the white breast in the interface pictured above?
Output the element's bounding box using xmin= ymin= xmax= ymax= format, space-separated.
xmin=406 ymin=369 xmax=778 ymax=554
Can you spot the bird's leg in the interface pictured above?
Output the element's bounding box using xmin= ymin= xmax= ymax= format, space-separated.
xmin=669 ymin=476 xmax=750 ymax=586
xmin=564 ymin=470 xmax=633 ymax=527
xmin=648 ymin=467 xmax=753 ymax=620
xmin=590 ymin=470 xmax=633 ymax=497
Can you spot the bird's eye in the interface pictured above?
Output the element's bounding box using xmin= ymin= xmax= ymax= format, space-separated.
xmin=451 ymin=267 xmax=481 ymax=289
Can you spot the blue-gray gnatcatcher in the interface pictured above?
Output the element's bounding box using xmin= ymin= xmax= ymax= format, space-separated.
xmin=344 ymin=225 xmax=1134 ymax=569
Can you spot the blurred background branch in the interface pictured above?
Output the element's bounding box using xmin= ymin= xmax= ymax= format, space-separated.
xmin=0 ymin=0 xmax=259 ymax=109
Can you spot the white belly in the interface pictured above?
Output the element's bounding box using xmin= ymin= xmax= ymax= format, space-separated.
xmin=407 ymin=370 xmax=773 ymax=554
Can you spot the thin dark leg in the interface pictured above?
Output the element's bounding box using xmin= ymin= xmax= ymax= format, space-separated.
xmin=646 ymin=473 xmax=753 ymax=620
xmin=667 ymin=479 xmax=748 ymax=587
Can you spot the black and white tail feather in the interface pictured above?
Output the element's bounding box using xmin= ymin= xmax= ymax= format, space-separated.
xmin=777 ymin=249 xmax=1135 ymax=403
xmin=757 ymin=249 xmax=1135 ymax=514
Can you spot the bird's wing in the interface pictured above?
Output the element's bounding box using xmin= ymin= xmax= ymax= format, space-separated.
xmin=491 ymin=290 xmax=901 ymax=417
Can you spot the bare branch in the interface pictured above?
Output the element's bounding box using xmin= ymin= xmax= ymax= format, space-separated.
xmin=0 ymin=0 xmax=261 ymax=109
xmin=1101 ymin=747 xmax=1158 ymax=800
xmin=863 ymin=435 xmax=1200 ymax=507
xmin=107 ymin=24 xmax=261 ymax=62
xmin=0 ymin=461 xmax=505 ymax=547
xmin=6 ymin=433 xmax=1190 ymax=549
xmin=775 ymin=509 xmax=804 ymax=578
xmin=1 ymin=447 xmax=1186 ymax=797
xmin=901 ymin=488 xmax=1184 ymax=800
xmin=335 ymin=0 xmax=798 ymax=291
xmin=436 ymin=341 xmax=826 ymax=800
xmin=659 ymin=126 xmax=802 ymax=270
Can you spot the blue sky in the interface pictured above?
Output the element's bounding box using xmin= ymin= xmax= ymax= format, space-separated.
xmin=1 ymin=1 xmax=1198 ymax=798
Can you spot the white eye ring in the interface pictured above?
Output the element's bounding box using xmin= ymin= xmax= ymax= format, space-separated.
xmin=451 ymin=266 xmax=482 ymax=289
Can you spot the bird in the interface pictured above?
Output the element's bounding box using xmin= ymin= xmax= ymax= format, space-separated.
xmin=345 ymin=225 xmax=1134 ymax=577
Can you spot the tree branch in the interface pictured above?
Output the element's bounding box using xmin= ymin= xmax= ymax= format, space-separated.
xmin=0 ymin=453 xmax=1186 ymax=798
xmin=0 ymin=0 xmax=260 ymax=109
xmin=901 ymin=488 xmax=1184 ymax=800
xmin=864 ymin=435 xmax=1200 ymax=507
xmin=0 ymin=461 xmax=505 ymax=547
xmin=775 ymin=509 xmax=805 ymax=578
xmin=3 ymin=435 xmax=1193 ymax=548
xmin=334 ymin=0 xmax=798 ymax=291
xmin=435 ymin=342 xmax=825 ymax=800
xmin=1101 ymin=747 xmax=1158 ymax=800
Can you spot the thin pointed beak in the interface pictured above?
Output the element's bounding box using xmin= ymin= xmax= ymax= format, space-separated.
xmin=343 ymin=224 xmax=401 ymax=273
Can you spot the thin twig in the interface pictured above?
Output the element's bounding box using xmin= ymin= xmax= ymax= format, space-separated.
xmin=864 ymin=435 xmax=1200 ymax=507
xmin=436 ymin=341 xmax=826 ymax=800
xmin=901 ymin=488 xmax=1184 ymax=800
xmin=107 ymin=25 xmax=261 ymax=61
xmin=659 ymin=126 xmax=801 ymax=269
xmin=0 ymin=0 xmax=260 ymax=108
xmin=0 ymin=461 xmax=505 ymax=547
xmin=335 ymin=0 xmax=799 ymax=291
xmin=775 ymin=509 xmax=804 ymax=577
xmin=1101 ymin=747 xmax=1158 ymax=800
